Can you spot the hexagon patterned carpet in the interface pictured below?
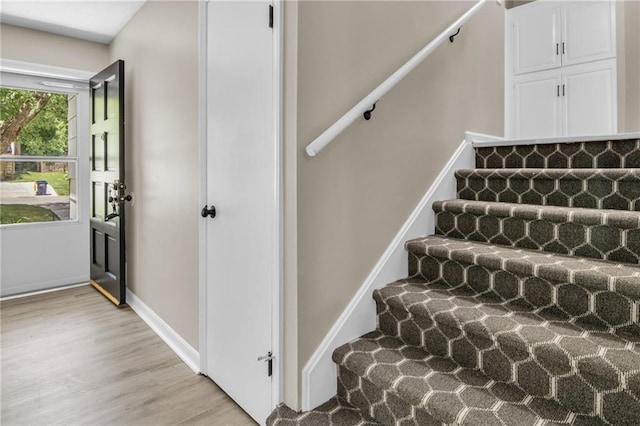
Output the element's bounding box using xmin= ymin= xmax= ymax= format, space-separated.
xmin=267 ymin=137 xmax=640 ymax=425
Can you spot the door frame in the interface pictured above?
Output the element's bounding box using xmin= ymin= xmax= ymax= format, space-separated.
xmin=197 ymin=0 xmax=284 ymax=408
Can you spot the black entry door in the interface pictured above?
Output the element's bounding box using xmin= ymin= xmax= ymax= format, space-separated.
xmin=89 ymin=60 xmax=127 ymax=306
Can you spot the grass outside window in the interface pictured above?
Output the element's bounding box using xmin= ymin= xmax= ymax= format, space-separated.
xmin=0 ymin=204 xmax=60 ymax=224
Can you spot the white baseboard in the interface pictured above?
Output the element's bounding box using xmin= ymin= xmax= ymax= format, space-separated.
xmin=126 ymin=288 xmax=200 ymax=374
xmin=301 ymin=137 xmax=477 ymax=410
xmin=0 ymin=281 xmax=89 ymax=301
xmin=470 ymin=131 xmax=640 ymax=148
xmin=0 ymin=275 xmax=89 ymax=299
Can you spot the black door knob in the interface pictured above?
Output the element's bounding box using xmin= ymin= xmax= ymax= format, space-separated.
xmin=201 ymin=205 xmax=216 ymax=219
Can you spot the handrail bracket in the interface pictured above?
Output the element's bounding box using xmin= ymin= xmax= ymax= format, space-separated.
xmin=449 ymin=27 xmax=462 ymax=43
xmin=363 ymin=102 xmax=377 ymax=121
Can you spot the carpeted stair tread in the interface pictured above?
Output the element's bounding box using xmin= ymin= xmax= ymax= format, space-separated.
xmin=433 ymin=199 xmax=640 ymax=264
xmin=433 ymin=199 xmax=640 ymax=229
xmin=333 ymin=331 xmax=597 ymax=425
xmin=455 ymin=168 xmax=640 ymax=180
xmin=455 ymin=168 xmax=640 ymax=211
xmin=373 ymin=280 xmax=640 ymax=423
xmin=405 ymin=236 xmax=640 ymax=301
xmin=337 ymin=366 xmax=443 ymax=425
xmin=374 ymin=277 xmax=639 ymax=353
xmin=475 ymin=138 xmax=640 ymax=169
xmin=266 ymin=397 xmax=380 ymax=426
xmin=375 ymin=277 xmax=639 ymax=332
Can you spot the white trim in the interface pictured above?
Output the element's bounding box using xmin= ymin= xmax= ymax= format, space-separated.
xmin=126 ymin=289 xmax=200 ymax=374
xmin=464 ymin=131 xmax=505 ymax=144
xmin=471 ymin=132 xmax=640 ymax=148
xmin=272 ymin=0 xmax=285 ymax=407
xmin=197 ymin=0 xmax=209 ymax=378
xmin=0 ymin=59 xmax=94 ymax=82
xmin=302 ymin=137 xmax=476 ymax=410
xmin=0 ymin=219 xmax=81 ymax=231
xmin=0 ymin=281 xmax=89 ymax=301
xmin=305 ymin=0 xmax=490 ymax=157
xmin=0 ymin=155 xmax=78 ymax=162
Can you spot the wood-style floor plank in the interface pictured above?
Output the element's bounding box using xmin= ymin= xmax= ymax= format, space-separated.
xmin=0 ymin=285 xmax=257 ymax=426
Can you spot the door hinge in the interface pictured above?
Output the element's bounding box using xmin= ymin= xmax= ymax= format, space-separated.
xmin=269 ymin=4 xmax=274 ymax=29
xmin=258 ymin=351 xmax=273 ymax=377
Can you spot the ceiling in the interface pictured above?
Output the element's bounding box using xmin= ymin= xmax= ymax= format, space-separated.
xmin=0 ymin=0 xmax=146 ymax=44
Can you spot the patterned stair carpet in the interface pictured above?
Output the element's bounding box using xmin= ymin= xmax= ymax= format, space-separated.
xmin=267 ymin=137 xmax=640 ymax=426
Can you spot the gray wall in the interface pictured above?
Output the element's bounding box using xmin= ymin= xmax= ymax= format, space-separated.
xmin=618 ymin=0 xmax=640 ymax=132
xmin=289 ymin=0 xmax=504 ymax=407
xmin=108 ymin=0 xmax=200 ymax=348
xmin=0 ymin=23 xmax=108 ymax=71
xmin=505 ymin=0 xmax=536 ymax=9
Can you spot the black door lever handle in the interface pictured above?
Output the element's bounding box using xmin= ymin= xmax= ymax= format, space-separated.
xmin=105 ymin=212 xmax=119 ymax=221
xmin=201 ymin=205 xmax=216 ymax=219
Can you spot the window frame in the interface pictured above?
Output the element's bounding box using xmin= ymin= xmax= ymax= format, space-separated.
xmin=0 ymin=65 xmax=90 ymax=229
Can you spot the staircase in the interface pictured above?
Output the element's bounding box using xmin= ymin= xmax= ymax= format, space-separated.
xmin=268 ymin=137 xmax=640 ymax=425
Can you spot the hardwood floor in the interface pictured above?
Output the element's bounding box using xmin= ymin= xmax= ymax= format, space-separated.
xmin=0 ymin=285 xmax=257 ymax=426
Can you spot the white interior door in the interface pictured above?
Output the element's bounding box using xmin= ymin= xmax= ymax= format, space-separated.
xmin=205 ymin=1 xmax=277 ymax=424
xmin=563 ymin=59 xmax=616 ymax=137
xmin=513 ymin=70 xmax=562 ymax=139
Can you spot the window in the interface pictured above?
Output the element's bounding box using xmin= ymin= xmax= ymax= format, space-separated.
xmin=0 ymin=82 xmax=79 ymax=225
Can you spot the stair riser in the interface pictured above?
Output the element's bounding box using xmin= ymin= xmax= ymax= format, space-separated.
xmin=377 ymin=302 xmax=639 ymax=420
xmin=408 ymin=253 xmax=640 ymax=330
xmin=475 ymin=140 xmax=640 ymax=169
xmin=338 ymin=367 xmax=441 ymax=426
xmin=434 ymin=210 xmax=640 ymax=264
xmin=456 ymin=176 xmax=640 ymax=212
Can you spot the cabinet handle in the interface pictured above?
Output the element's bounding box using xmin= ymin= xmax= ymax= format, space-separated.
xmin=556 ymin=43 xmax=559 ymax=55
xmin=562 ymin=42 xmax=565 ymax=55
xmin=562 ymin=84 xmax=565 ymax=97
xmin=557 ymin=85 xmax=560 ymax=97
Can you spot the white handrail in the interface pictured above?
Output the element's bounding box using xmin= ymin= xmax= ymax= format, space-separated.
xmin=306 ymin=0 xmax=490 ymax=157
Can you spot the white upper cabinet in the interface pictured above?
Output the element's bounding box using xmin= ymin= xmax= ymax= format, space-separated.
xmin=510 ymin=1 xmax=616 ymax=75
xmin=513 ymin=7 xmax=562 ymax=74
xmin=562 ymin=1 xmax=616 ymax=66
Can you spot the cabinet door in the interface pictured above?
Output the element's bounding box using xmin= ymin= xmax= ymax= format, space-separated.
xmin=562 ymin=1 xmax=615 ymax=66
xmin=562 ymin=60 xmax=616 ymax=137
xmin=513 ymin=6 xmax=562 ymax=75
xmin=513 ymin=70 xmax=562 ymax=139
